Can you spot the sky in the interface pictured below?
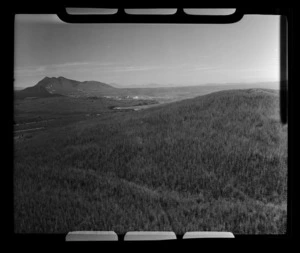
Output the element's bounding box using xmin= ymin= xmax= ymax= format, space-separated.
xmin=14 ymin=13 xmax=280 ymax=88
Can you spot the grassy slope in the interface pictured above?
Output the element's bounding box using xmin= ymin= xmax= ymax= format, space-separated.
xmin=14 ymin=89 xmax=287 ymax=234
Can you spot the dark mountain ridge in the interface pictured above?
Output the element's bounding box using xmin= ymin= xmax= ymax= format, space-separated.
xmin=38 ymin=76 xmax=120 ymax=96
xmin=15 ymin=76 xmax=127 ymax=99
xmin=14 ymin=83 xmax=63 ymax=100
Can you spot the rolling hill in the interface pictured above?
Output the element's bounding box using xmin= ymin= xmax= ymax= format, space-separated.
xmin=14 ymin=89 xmax=287 ymax=234
xmin=14 ymin=88 xmax=287 ymax=234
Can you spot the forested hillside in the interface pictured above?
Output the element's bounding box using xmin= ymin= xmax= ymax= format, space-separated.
xmin=14 ymin=89 xmax=287 ymax=234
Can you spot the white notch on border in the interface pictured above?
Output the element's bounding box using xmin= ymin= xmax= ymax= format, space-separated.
xmin=124 ymin=231 xmax=177 ymax=241
xmin=66 ymin=8 xmax=118 ymax=15
xmin=183 ymin=231 xmax=235 ymax=239
xmin=65 ymin=231 xmax=118 ymax=241
xmin=124 ymin=9 xmax=177 ymax=15
xmin=184 ymin=8 xmax=236 ymax=16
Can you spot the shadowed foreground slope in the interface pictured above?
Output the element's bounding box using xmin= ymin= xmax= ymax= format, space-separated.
xmin=14 ymin=89 xmax=287 ymax=234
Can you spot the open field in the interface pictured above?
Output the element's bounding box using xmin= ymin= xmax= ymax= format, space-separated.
xmin=14 ymin=88 xmax=287 ymax=234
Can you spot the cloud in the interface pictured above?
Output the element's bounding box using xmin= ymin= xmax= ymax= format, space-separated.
xmin=88 ymin=63 xmax=210 ymax=74
xmin=230 ymin=66 xmax=279 ymax=73
xmin=54 ymin=62 xmax=90 ymax=68
xmin=185 ymin=65 xmax=221 ymax=72
xmin=14 ymin=61 xmax=116 ymax=77
xmin=108 ymin=65 xmax=160 ymax=72
xmin=15 ymin=62 xmax=223 ymax=79
xmin=36 ymin=66 xmax=46 ymax=72
xmin=14 ymin=66 xmax=45 ymax=77
xmin=73 ymin=63 xmax=168 ymax=74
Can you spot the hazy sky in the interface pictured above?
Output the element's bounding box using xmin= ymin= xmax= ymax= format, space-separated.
xmin=14 ymin=14 xmax=280 ymax=88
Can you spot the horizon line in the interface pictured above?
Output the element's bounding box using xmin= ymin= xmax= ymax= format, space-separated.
xmin=14 ymin=76 xmax=280 ymax=90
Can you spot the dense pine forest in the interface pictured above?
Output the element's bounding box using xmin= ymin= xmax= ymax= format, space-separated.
xmin=14 ymin=88 xmax=287 ymax=234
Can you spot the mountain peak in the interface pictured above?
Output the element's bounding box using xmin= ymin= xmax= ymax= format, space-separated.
xmin=58 ymin=76 xmax=67 ymax=80
xmin=18 ymin=76 xmax=121 ymax=99
xmin=41 ymin=76 xmax=67 ymax=81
